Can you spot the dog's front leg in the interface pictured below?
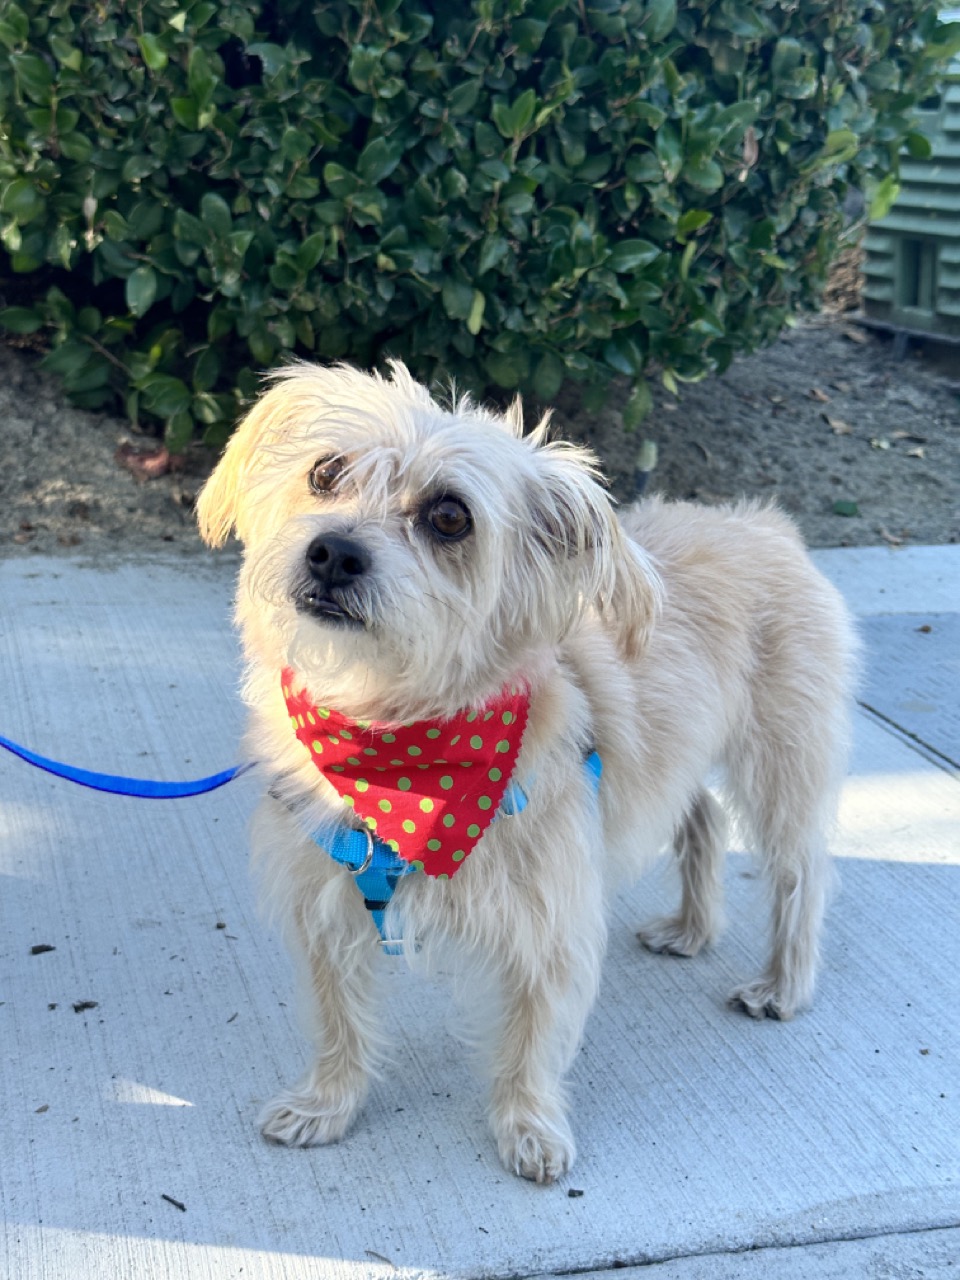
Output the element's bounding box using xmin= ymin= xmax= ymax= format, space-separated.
xmin=482 ymin=865 xmax=605 ymax=1184
xmin=255 ymin=806 xmax=381 ymax=1147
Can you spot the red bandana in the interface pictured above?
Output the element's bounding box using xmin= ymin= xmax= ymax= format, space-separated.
xmin=281 ymin=669 xmax=529 ymax=879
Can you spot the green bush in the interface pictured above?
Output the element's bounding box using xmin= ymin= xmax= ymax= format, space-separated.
xmin=0 ymin=0 xmax=956 ymax=445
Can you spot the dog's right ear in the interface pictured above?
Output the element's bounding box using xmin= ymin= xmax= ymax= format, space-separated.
xmin=196 ymin=392 xmax=277 ymax=547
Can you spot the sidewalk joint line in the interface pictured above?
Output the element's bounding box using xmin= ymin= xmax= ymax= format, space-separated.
xmin=856 ymin=700 xmax=959 ymax=777
xmin=537 ymin=1218 xmax=960 ymax=1279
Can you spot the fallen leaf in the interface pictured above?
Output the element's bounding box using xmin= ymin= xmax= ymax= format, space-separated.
xmin=114 ymin=442 xmax=180 ymax=482
xmin=29 ymin=944 xmax=56 ymax=955
xmin=880 ymin=527 xmax=904 ymax=546
xmin=830 ymin=380 xmax=852 ymax=393
xmin=842 ymin=326 xmax=868 ymax=343
xmin=35 ymin=1105 xmax=49 ymax=1114
xmin=768 ymin=393 xmax=785 ymax=404
xmin=833 ymin=499 xmax=859 ymax=517
xmin=823 ymin=414 xmax=853 ymax=435
xmin=906 ymin=446 xmax=926 ymax=459
xmin=870 ymin=437 xmax=891 ymax=450
xmin=809 ymin=387 xmax=830 ymax=402
xmin=916 ymin=624 xmax=933 ymax=633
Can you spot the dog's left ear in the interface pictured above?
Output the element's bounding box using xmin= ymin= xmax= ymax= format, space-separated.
xmin=527 ymin=438 xmax=661 ymax=660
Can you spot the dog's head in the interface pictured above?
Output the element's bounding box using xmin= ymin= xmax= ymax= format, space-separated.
xmin=197 ymin=361 xmax=660 ymax=719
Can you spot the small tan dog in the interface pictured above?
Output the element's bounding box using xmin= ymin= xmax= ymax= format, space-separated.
xmin=197 ymin=360 xmax=856 ymax=1183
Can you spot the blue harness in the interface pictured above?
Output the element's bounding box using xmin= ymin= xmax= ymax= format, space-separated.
xmin=313 ymin=751 xmax=603 ymax=954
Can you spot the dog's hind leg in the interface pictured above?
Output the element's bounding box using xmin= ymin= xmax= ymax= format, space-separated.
xmin=725 ymin=727 xmax=841 ymax=1021
xmin=637 ymin=788 xmax=726 ymax=957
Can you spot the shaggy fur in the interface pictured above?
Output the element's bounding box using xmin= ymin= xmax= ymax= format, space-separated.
xmin=196 ymin=360 xmax=857 ymax=1183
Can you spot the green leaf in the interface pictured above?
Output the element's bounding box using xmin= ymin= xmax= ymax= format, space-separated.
xmin=532 ymin=352 xmax=564 ymax=401
xmin=492 ymin=89 xmax=537 ymax=138
xmin=0 ymin=4 xmax=29 ymax=48
xmin=442 ymin=279 xmax=475 ymax=320
xmin=165 ymin=410 xmax=195 ymax=453
xmin=188 ymin=46 xmax=216 ymax=106
xmin=246 ymin=42 xmax=288 ymax=77
xmin=478 ymin=235 xmax=509 ymax=275
xmin=357 ymin=136 xmax=405 ymax=185
xmin=485 ymin=352 xmax=522 ymax=389
xmin=126 ymin=266 xmax=158 ymax=318
xmin=11 ymin=53 xmax=53 ymax=104
xmin=171 ymin=97 xmax=198 ymax=130
xmin=869 ymin=175 xmax=900 ymax=221
xmin=141 ymin=373 xmax=191 ymax=417
xmin=904 ymin=131 xmax=932 ymax=161
xmin=200 ymin=192 xmax=232 ymax=238
xmin=512 ymin=18 xmax=547 ymax=53
xmin=466 ymin=290 xmax=485 ymax=336
xmin=448 ymin=80 xmax=480 ymax=117
xmin=832 ymin=500 xmax=859 ymax=518
xmin=676 ymin=210 xmax=711 ymax=241
xmin=0 ymin=306 xmax=42 ymax=334
xmin=137 ymin=34 xmax=168 ymax=72
xmin=280 ymin=127 xmax=313 ymax=162
xmin=681 ymin=156 xmax=724 ymax=192
xmin=297 ymin=232 xmax=327 ymax=272
xmin=43 ymin=341 xmax=90 ymax=379
xmin=644 ymin=0 xmax=676 ymax=42
xmin=655 ymin=124 xmax=683 ymax=182
xmin=679 ymin=239 xmax=696 ymax=280
xmin=607 ymin=239 xmax=660 ymax=272
xmin=1 ymin=179 xmax=43 ymax=224
xmin=777 ymin=66 xmax=818 ymax=100
xmin=622 ymin=382 xmax=653 ymax=430
xmin=604 ymin=334 xmax=645 ymax=376
xmin=192 ymin=346 xmax=221 ymax=392
xmin=59 ymin=133 xmax=94 ymax=163
xmin=323 ymin=163 xmax=360 ymax=198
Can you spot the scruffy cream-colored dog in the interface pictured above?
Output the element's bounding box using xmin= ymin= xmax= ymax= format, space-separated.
xmin=197 ymin=360 xmax=856 ymax=1183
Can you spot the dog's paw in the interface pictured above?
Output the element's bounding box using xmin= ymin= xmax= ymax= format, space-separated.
xmin=637 ymin=914 xmax=710 ymax=958
xmin=494 ymin=1109 xmax=576 ymax=1184
xmin=258 ymin=1083 xmax=363 ymax=1148
xmin=728 ymin=978 xmax=796 ymax=1022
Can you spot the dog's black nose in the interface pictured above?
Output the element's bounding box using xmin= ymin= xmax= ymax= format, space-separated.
xmin=305 ymin=534 xmax=369 ymax=588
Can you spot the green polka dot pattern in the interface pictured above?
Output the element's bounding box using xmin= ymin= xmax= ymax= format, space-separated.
xmin=282 ymin=667 xmax=529 ymax=879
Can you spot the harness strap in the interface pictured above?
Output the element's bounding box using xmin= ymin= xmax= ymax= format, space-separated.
xmin=312 ymin=751 xmax=603 ymax=954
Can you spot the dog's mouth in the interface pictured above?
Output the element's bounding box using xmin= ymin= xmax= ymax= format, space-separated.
xmin=294 ymin=587 xmax=366 ymax=629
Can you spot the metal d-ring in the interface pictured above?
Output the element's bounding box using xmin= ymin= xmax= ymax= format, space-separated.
xmin=351 ymin=827 xmax=375 ymax=877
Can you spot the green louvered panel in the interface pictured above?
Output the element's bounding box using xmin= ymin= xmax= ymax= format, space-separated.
xmin=863 ymin=57 xmax=960 ymax=338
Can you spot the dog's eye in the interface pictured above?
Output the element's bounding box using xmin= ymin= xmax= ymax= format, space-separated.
xmin=426 ymin=496 xmax=472 ymax=541
xmin=309 ymin=456 xmax=344 ymax=495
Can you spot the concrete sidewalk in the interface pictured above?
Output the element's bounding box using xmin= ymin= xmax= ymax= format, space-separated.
xmin=1 ymin=545 xmax=958 ymax=1280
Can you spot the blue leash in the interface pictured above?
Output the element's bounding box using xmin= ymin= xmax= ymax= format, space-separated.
xmin=0 ymin=731 xmax=252 ymax=798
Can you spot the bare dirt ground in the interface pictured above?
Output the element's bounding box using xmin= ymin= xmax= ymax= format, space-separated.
xmin=1 ymin=312 xmax=957 ymax=559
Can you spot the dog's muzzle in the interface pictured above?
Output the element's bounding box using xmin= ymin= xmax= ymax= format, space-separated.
xmin=296 ymin=533 xmax=369 ymax=625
